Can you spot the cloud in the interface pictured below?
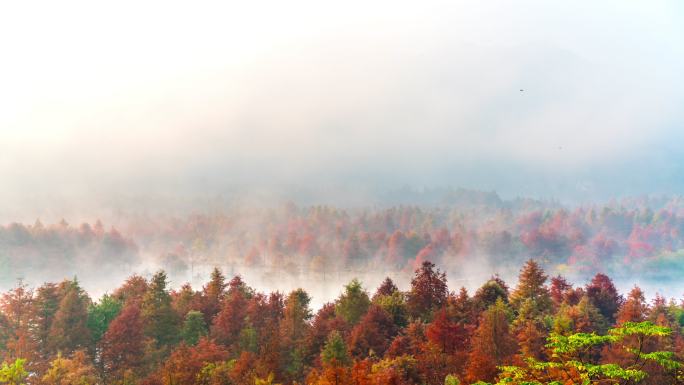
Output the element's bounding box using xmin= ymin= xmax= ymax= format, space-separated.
xmin=0 ymin=0 xmax=683 ymax=219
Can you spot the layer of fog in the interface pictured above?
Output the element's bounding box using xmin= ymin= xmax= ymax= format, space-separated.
xmin=15 ymin=250 xmax=678 ymax=311
xmin=1 ymin=1 xmax=684 ymax=224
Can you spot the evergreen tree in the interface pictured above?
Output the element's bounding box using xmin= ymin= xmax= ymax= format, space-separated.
xmin=141 ymin=270 xmax=180 ymax=348
xmin=473 ymin=276 xmax=509 ymax=312
xmin=374 ymin=291 xmax=409 ymax=328
xmin=321 ymin=330 xmax=350 ymax=366
xmin=181 ymin=310 xmax=208 ymax=346
xmin=335 ymin=279 xmax=371 ymax=325
xmin=87 ymin=294 xmax=122 ymax=344
xmin=574 ymin=295 xmax=608 ymax=334
xmin=280 ymin=289 xmax=312 ymax=382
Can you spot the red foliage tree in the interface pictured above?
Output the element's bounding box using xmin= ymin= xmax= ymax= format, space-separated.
xmin=407 ymin=261 xmax=448 ymax=321
xmin=100 ymin=301 xmax=146 ymax=381
xmin=349 ymin=305 xmax=398 ymax=358
xmin=585 ymin=273 xmax=623 ymax=324
xmin=466 ymin=299 xmax=518 ymax=383
xmin=151 ymin=338 xmax=229 ymax=385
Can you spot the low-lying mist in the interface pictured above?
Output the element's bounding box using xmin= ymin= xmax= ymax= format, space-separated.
xmin=3 ymin=189 xmax=684 ymax=308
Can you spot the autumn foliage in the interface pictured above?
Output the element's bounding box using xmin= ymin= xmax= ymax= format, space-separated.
xmin=1 ymin=260 xmax=684 ymax=384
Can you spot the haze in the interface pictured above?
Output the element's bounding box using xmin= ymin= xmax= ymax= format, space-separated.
xmin=1 ymin=1 xmax=683 ymax=223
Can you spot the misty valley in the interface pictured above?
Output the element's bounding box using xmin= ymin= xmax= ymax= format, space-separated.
xmin=2 ymin=192 xmax=684 ymax=299
xmin=3 ymin=193 xmax=684 ymax=384
xmin=2 ymin=0 xmax=683 ymax=383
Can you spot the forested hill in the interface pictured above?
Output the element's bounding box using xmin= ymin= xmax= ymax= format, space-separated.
xmin=1 ymin=260 xmax=684 ymax=384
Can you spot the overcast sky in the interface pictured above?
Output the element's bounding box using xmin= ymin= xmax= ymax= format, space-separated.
xmin=1 ymin=1 xmax=683 ymax=219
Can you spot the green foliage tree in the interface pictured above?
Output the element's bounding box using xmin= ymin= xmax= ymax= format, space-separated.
xmin=181 ymin=310 xmax=207 ymax=346
xmin=238 ymin=324 xmax=258 ymax=353
xmin=197 ymin=360 xmax=235 ymax=385
xmin=444 ymin=374 xmax=461 ymax=385
xmin=474 ymin=276 xmax=510 ymax=312
xmin=478 ymin=321 xmax=682 ymax=385
xmin=255 ymin=372 xmax=281 ymax=385
xmin=374 ymin=291 xmax=409 ymax=328
xmin=335 ymin=279 xmax=371 ymax=325
xmin=0 ymin=359 xmax=27 ymax=385
xmin=87 ymin=294 xmax=122 ymax=344
xmin=141 ymin=271 xmax=180 ymax=348
xmin=321 ymin=330 xmax=351 ymax=367
xmin=280 ymin=288 xmax=312 ymax=382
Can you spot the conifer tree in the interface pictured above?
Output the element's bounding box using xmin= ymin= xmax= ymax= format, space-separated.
xmin=466 ymin=299 xmax=518 ymax=383
xmin=181 ymin=310 xmax=208 ymax=346
xmin=141 ymin=271 xmax=180 ymax=348
xmin=201 ymin=267 xmax=226 ymax=324
xmin=87 ymin=294 xmax=122 ymax=345
xmin=100 ymin=302 xmax=145 ymax=381
xmin=34 ymin=283 xmax=60 ymax=356
xmin=408 ymin=261 xmax=448 ymax=321
xmin=280 ymin=289 xmax=312 ymax=382
xmin=509 ymin=259 xmax=552 ymax=315
xmin=549 ymin=275 xmax=572 ymax=307
xmin=47 ymin=280 xmax=92 ymax=355
xmin=113 ymin=274 xmax=149 ymax=304
xmin=349 ymin=305 xmax=397 ymax=358
xmin=211 ymin=287 xmax=248 ymax=348
xmin=335 ymin=279 xmax=371 ymax=325
xmin=473 ymin=276 xmax=509 ymax=312
xmin=0 ymin=284 xmax=39 ymax=371
xmin=585 ymin=273 xmax=623 ymax=324
xmin=171 ymin=283 xmax=197 ymax=319
xmin=372 ymin=277 xmax=398 ymax=301
xmin=616 ymin=286 xmax=648 ymax=324
xmin=321 ymin=330 xmax=350 ymax=366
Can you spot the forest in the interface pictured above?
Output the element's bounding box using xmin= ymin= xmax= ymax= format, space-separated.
xmin=3 ymin=0 xmax=681 ymax=383
xmin=2 ymin=259 xmax=684 ymax=384
xmin=3 ymin=193 xmax=684 ymax=296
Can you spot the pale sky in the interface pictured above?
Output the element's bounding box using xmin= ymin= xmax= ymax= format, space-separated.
xmin=1 ymin=1 xmax=683 ymax=218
